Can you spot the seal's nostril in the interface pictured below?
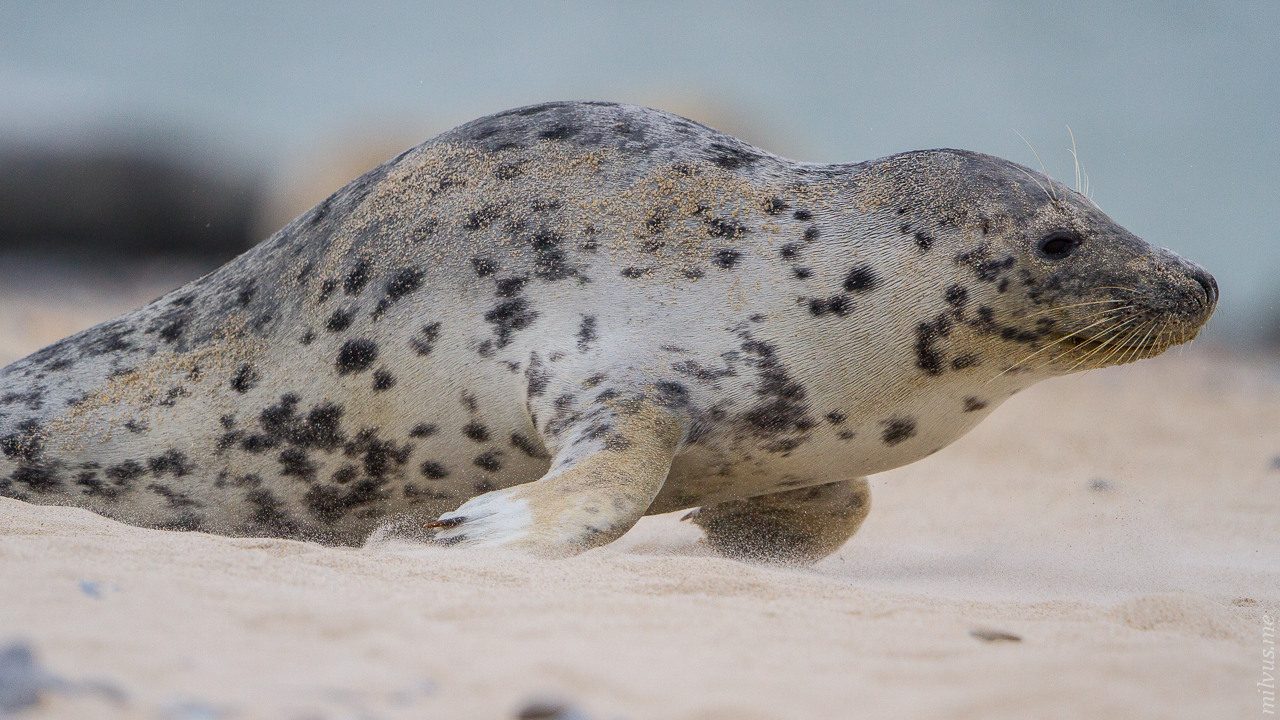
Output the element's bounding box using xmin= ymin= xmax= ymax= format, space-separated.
xmin=1191 ymin=268 xmax=1218 ymax=306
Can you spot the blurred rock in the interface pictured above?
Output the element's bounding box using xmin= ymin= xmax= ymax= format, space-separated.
xmin=515 ymin=695 xmax=594 ymax=720
xmin=0 ymin=144 xmax=261 ymax=259
xmin=969 ymin=628 xmax=1022 ymax=643
xmin=1088 ymin=477 xmax=1116 ymax=492
xmin=0 ymin=639 xmax=125 ymax=713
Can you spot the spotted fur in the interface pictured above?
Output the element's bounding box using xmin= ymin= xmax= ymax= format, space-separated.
xmin=0 ymin=102 xmax=1216 ymax=559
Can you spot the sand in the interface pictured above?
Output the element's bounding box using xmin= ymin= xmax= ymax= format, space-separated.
xmin=0 ymin=264 xmax=1277 ymax=719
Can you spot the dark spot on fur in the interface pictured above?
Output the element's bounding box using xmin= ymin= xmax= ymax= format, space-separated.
xmin=621 ymin=266 xmax=652 ymax=279
xmin=915 ymin=231 xmax=933 ymax=251
xmin=471 ymin=256 xmax=498 ymax=277
xmin=945 ymin=285 xmax=969 ymax=307
xmin=672 ymin=360 xmax=735 ymax=383
xmin=706 ymin=218 xmax=747 ymax=239
xmin=763 ymin=197 xmax=789 ymax=215
xmin=530 ymin=230 xmax=561 ymax=250
xmin=410 ymin=322 xmax=441 ymax=356
xmin=526 ymin=353 xmax=549 ymax=397
xmin=484 ymin=299 xmax=538 ymax=348
xmin=963 ymin=397 xmax=988 ymax=412
xmin=1 ymin=389 xmax=44 ymax=411
xmin=462 ymin=422 xmax=490 ymax=442
xmin=713 ymin=249 xmax=741 ymax=269
xmin=464 ymin=204 xmax=501 ymax=231
xmin=826 ymin=411 xmax=846 ymax=425
xmin=245 ymin=488 xmax=297 ymax=534
xmin=317 ymin=279 xmax=337 ymax=303
xmin=881 ymin=418 xmax=917 ymax=446
xmin=156 ymin=318 xmax=185 ymax=344
xmin=779 ymin=243 xmax=801 ymax=260
xmin=510 ymin=433 xmax=543 ymax=458
xmin=473 ymin=451 xmax=502 ymax=472
xmin=304 ymin=486 xmax=346 ymax=523
xmin=326 ymin=310 xmax=353 ymax=332
xmin=336 ymin=339 xmax=378 ymax=374
xmin=707 ymin=142 xmax=760 ymax=169
xmin=951 ymin=354 xmax=980 ymax=370
xmin=738 ymin=337 xmax=815 ymax=452
xmin=793 ymin=210 xmax=812 ymax=221
xmin=495 ymin=276 xmax=528 ymax=298
xmin=540 ymin=124 xmax=575 ymax=140
xmin=808 ymin=295 xmax=851 ymax=317
xmin=80 ymin=321 xmax=134 ymax=356
xmin=277 ymin=447 xmax=315 ymax=480
xmin=344 ymin=260 xmax=371 ymax=295
xmin=148 ymin=450 xmax=191 ymax=477
xmin=300 ymin=330 xmax=315 ymax=346
xmin=843 ymin=265 xmax=879 ymax=293
xmin=531 ymin=234 xmax=577 ymax=281
xmin=383 ymin=267 xmax=424 ymax=302
xmin=231 ymin=364 xmax=258 ymax=394
xmin=915 ymin=315 xmax=953 ymax=376
xmin=147 ymin=483 xmax=199 ymax=511
xmin=420 ymin=461 xmax=449 ymax=479
xmin=956 ymin=248 xmax=1016 ymax=283
xmin=409 ymin=423 xmax=437 ymax=438
xmin=372 ymin=369 xmax=396 ymax=391
xmin=577 ymin=316 xmax=597 ymax=352
xmin=106 ymin=460 xmax=144 ymax=485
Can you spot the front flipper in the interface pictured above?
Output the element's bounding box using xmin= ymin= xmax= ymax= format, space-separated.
xmin=686 ymin=477 xmax=871 ymax=564
xmin=428 ymin=398 xmax=683 ymax=556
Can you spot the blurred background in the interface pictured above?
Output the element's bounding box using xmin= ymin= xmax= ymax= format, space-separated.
xmin=0 ymin=1 xmax=1276 ymax=359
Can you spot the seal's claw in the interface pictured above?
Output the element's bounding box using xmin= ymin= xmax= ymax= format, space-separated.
xmin=680 ymin=508 xmax=702 ymax=522
xmin=425 ymin=490 xmax=533 ymax=549
xmin=424 ymin=516 xmax=465 ymax=530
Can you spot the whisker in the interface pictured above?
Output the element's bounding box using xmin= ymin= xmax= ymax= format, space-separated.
xmin=986 ymin=310 xmax=1128 ymax=383
xmin=1089 ymin=286 xmax=1154 ymax=299
xmin=1022 ymin=298 xmax=1126 ymax=319
xmin=1119 ymin=320 xmax=1160 ymax=368
xmin=1068 ymin=125 xmax=1082 ymax=194
xmin=1078 ymin=320 xmax=1136 ymax=376
xmin=1063 ymin=316 xmax=1142 ymax=373
xmin=1014 ymin=129 xmax=1058 ymax=202
xmin=1085 ymin=320 xmax=1146 ymax=373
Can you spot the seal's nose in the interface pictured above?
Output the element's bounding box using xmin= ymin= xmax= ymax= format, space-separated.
xmin=1190 ymin=267 xmax=1218 ymax=308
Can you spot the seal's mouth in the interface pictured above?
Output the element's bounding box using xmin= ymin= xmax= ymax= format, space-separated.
xmin=1050 ymin=319 xmax=1197 ymax=368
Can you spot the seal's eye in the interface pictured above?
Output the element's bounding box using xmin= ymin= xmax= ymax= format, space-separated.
xmin=1037 ymin=232 xmax=1080 ymax=260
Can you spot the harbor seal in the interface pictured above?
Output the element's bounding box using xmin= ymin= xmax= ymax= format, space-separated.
xmin=0 ymin=101 xmax=1217 ymax=561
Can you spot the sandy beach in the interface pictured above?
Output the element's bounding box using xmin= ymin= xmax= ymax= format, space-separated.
xmin=0 ymin=270 xmax=1277 ymax=719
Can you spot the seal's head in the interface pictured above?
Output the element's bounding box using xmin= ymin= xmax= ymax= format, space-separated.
xmin=864 ymin=149 xmax=1217 ymax=376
